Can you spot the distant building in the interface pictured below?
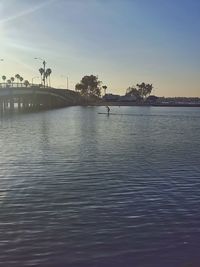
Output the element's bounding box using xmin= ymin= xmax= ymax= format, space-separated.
xmin=103 ymin=94 xmax=138 ymax=102
xmin=146 ymin=95 xmax=159 ymax=104
xmin=103 ymin=94 xmax=120 ymax=101
xmin=120 ymin=95 xmax=137 ymax=102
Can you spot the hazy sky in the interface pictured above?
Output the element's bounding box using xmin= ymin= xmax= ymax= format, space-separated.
xmin=0 ymin=0 xmax=199 ymax=96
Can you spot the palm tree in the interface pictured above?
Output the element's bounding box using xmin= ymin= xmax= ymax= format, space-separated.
xmin=10 ymin=77 xmax=15 ymax=87
xmin=19 ymin=76 xmax=23 ymax=87
xmin=2 ymin=75 xmax=6 ymax=84
xmin=15 ymin=74 xmax=20 ymax=87
xmin=7 ymin=79 xmax=11 ymax=87
xmin=102 ymin=85 xmax=107 ymax=96
xmin=39 ymin=68 xmax=44 ymax=86
xmin=24 ymin=80 xmax=30 ymax=87
xmin=45 ymin=71 xmax=48 ymax=87
xmin=45 ymin=68 xmax=52 ymax=87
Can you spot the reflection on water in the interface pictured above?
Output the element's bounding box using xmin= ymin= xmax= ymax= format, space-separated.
xmin=0 ymin=106 xmax=200 ymax=267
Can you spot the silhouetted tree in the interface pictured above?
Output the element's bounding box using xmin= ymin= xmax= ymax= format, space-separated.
xmin=2 ymin=75 xmax=6 ymax=83
xmin=126 ymin=83 xmax=153 ymax=100
xmin=75 ymin=75 xmax=102 ymax=97
xmin=7 ymin=79 xmax=11 ymax=87
xmin=10 ymin=77 xmax=15 ymax=86
xmin=136 ymin=82 xmax=153 ymax=99
xmin=45 ymin=68 xmax=52 ymax=87
xmin=15 ymin=74 xmax=20 ymax=87
xmin=102 ymin=85 xmax=107 ymax=95
xmin=75 ymin=83 xmax=83 ymax=92
xmin=126 ymin=87 xmax=141 ymax=100
xmin=24 ymin=80 xmax=30 ymax=87
xmin=39 ymin=68 xmax=44 ymax=86
xmin=19 ymin=76 xmax=23 ymax=86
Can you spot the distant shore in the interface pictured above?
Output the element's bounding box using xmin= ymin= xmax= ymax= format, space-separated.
xmin=92 ymin=101 xmax=200 ymax=107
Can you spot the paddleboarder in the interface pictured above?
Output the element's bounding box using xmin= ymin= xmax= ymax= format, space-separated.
xmin=106 ymin=106 xmax=110 ymax=114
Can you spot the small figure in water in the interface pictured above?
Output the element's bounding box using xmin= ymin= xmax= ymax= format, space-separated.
xmin=106 ymin=106 xmax=110 ymax=114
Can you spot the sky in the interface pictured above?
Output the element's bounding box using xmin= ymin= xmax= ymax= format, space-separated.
xmin=0 ymin=0 xmax=200 ymax=96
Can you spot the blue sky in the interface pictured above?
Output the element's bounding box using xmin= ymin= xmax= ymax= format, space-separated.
xmin=0 ymin=0 xmax=199 ymax=96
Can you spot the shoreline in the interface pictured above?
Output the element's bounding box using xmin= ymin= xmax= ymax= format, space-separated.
xmin=92 ymin=101 xmax=200 ymax=107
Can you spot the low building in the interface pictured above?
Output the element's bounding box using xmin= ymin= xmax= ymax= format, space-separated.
xmin=103 ymin=94 xmax=120 ymax=101
xmin=146 ymin=95 xmax=159 ymax=104
xmin=120 ymin=95 xmax=137 ymax=102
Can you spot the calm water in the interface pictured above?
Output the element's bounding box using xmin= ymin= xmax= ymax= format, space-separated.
xmin=0 ymin=106 xmax=200 ymax=267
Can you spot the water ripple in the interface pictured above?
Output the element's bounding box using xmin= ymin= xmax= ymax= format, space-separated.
xmin=0 ymin=106 xmax=200 ymax=267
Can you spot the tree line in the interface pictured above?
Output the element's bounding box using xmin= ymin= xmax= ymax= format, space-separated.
xmin=126 ymin=83 xmax=153 ymax=100
xmin=75 ymin=75 xmax=153 ymax=100
xmin=1 ymin=72 xmax=153 ymax=99
xmin=39 ymin=68 xmax=52 ymax=87
xmin=1 ymin=67 xmax=52 ymax=88
xmin=1 ymin=74 xmax=30 ymax=87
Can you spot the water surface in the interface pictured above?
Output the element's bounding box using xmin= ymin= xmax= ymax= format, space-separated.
xmin=0 ymin=106 xmax=200 ymax=267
